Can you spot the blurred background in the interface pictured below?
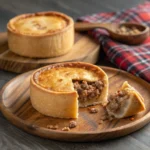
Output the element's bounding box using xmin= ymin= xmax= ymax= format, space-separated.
xmin=0 ymin=0 xmax=146 ymax=32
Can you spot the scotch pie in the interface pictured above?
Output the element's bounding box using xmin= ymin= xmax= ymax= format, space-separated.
xmin=30 ymin=62 xmax=108 ymax=118
xmin=7 ymin=11 xmax=74 ymax=58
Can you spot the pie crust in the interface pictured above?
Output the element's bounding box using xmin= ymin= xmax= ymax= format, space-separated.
xmin=30 ymin=62 xmax=108 ymax=118
xmin=7 ymin=11 xmax=74 ymax=58
xmin=106 ymin=81 xmax=145 ymax=118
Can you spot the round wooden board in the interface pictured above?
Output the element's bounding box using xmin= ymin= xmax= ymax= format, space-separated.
xmin=0 ymin=32 xmax=100 ymax=73
xmin=0 ymin=66 xmax=150 ymax=142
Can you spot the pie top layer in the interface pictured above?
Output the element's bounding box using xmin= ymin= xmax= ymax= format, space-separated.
xmin=34 ymin=66 xmax=100 ymax=92
xmin=7 ymin=12 xmax=71 ymax=36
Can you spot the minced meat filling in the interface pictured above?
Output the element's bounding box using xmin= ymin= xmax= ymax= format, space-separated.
xmin=107 ymin=90 xmax=129 ymax=112
xmin=73 ymin=80 xmax=104 ymax=102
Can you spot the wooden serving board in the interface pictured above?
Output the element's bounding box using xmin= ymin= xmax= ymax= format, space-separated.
xmin=0 ymin=32 xmax=100 ymax=73
xmin=0 ymin=66 xmax=150 ymax=142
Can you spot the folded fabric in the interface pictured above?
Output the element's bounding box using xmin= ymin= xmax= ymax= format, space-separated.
xmin=78 ymin=1 xmax=150 ymax=83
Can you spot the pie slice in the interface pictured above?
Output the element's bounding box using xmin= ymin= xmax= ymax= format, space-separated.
xmin=7 ymin=11 xmax=74 ymax=58
xmin=106 ymin=81 xmax=145 ymax=119
xmin=30 ymin=62 xmax=108 ymax=118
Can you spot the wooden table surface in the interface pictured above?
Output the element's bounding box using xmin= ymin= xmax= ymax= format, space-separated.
xmin=0 ymin=0 xmax=150 ymax=149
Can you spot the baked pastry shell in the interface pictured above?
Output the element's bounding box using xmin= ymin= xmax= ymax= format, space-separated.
xmin=121 ymin=81 xmax=145 ymax=117
xmin=7 ymin=11 xmax=74 ymax=58
xmin=106 ymin=81 xmax=145 ymax=119
xmin=30 ymin=62 xmax=109 ymax=118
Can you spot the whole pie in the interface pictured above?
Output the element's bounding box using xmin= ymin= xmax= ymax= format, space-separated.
xmin=106 ymin=81 xmax=145 ymax=118
xmin=7 ymin=11 xmax=74 ymax=58
xmin=30 ymin=62 xmax=108 ymax=118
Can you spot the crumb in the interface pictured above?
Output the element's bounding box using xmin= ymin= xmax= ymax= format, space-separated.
xmin=98 ymin=120 xmax=104 ymax=124
xmin=108 ymin=117 xmax=114 ymax=121
xmin=69 ymin=121 xmax=77 ymax=128
xmin=130 ymin=117 xmax=135 ymax=121
xmin=47 ymin=125 xmax=53 ymax=129
xmin=62 ymin=127 xmax=70 ymax=131
xmin=53 ymin=125 xmax=59 ymax=129
xmin=88 ymin=107 xmax=98 ymax=113
xmin=101 ymin=115 xmax=108 ymax=121
xmin=47 ymin=125 xmax=58 ymax=130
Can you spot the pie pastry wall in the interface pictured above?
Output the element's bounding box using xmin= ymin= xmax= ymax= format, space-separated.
xmin=7 ymin=12 xmax=74 ymax=58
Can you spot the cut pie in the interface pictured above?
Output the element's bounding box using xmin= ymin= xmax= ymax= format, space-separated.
xmin=7 ymin=11 xmax=74 ymax=58
xmin=30 ymin=62 xmax=108 ymax=118
xmin=106 ymin=81 xmax=145 ymax=119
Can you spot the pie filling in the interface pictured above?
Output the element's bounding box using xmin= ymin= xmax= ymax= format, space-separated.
xmin=35 ymin=67 xmax=100 ymax=92
xmin=107 ymin=90 xmax=129 ymax=113
xmin=73 ymin=80 xmax=104 ymax=102
xmin=11 ymin=15 xmax=68 ymax=35
xmin=34 ymin=66 xmax=105 ymax=103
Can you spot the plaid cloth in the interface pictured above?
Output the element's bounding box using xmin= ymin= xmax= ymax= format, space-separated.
xmin=78 ymin=1 xmax=150 ymax=83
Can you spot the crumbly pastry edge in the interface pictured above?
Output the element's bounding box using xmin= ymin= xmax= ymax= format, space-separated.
xmin=106 ymin=81 xmax=146 ymax=119
xmin=32 ymin=62 xmax=108 ymax=105
xmin=7 ymin=11 xmax=74 ymax=36
xmin=30 ymin=62 xmax=109 ymax=118
xmin=121 ymin=81 xmax=145 ymax=117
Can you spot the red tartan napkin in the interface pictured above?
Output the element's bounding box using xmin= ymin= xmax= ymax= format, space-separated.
xmin=78 ymin=1 xmax=150 ymax=83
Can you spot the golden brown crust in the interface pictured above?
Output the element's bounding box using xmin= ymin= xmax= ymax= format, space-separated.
xmin=7 ymin=11 xmax=74 ymax=58
xmin=30 ymin=80 xmax=78 ymax=118
xmin=34 ymin=62 xmax=105 ymax=82
xmin=33 ymin=62 xmax=108 ymax=96
xmin=121 ymin=81 xmax=145 ymax=117
xmin=124 ymin=91 xmax=145 ymax=117
xmin=7 ymin=11 xmax=73 ymax=36
xmin=30 ymin=62 xmax=109 ymax=118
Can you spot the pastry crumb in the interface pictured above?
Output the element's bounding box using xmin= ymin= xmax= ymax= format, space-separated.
xmin=98 ymin=120 xmax=104 ymax=124
xmin=101 ymin=115 xmax=109 ymax=121
xmin=47 ymin=124 xmax=58 ymax=130
xmin=62 ymin=127 xmax=70 ymax=131
xmin=130 ymin=117 xmax=135 ymax=121
xmin=88 ymin=107 xmax=98 ymax=113
xmin=69 ymin=121 xmax=77 ymax=128
xmin=108 ymin=116 xmax=114 ymax=121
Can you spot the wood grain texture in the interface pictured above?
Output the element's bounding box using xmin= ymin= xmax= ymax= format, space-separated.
xmin=0 ymin=0 xmax=149 ymax=149
xmin=0 ymin=66 xmax=150 ymax=142
xmin=0 ymin=32 xmax=100 ymax=73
